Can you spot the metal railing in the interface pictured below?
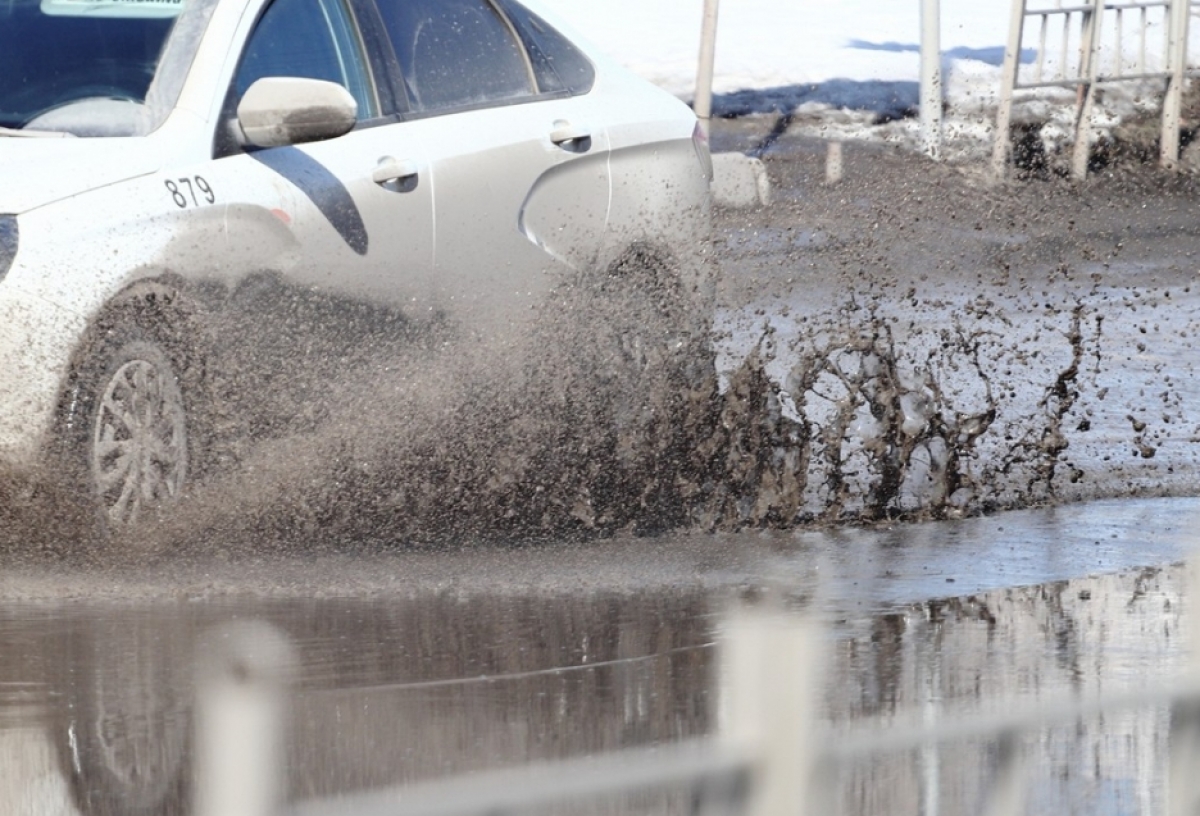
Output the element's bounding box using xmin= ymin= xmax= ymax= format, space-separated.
xmin=993 ymin=0 xmax=1199 ymax=179
xmin=195 ymin=600 xmax=1200 ymax=816
xmin=1017 ymin=1 xmax=1175 ymax=89
xmin=284 ymin=739 xmax=751 ymax=816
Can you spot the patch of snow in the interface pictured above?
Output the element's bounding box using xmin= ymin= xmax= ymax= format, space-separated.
xmin=546 ymin=0 xmax=1184 ymax=161
xmin=547 ymin=0 xmax=1011 ymax=105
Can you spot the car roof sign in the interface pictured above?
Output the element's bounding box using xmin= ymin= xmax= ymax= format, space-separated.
xmin=40 ymin=0 xmax=183 ymax=18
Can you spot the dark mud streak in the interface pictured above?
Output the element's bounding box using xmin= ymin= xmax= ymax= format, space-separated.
xmin=691 ymin=347 xmax=810 ymax=529
xmin=988 ymin=305 xmax=1091 ymax=501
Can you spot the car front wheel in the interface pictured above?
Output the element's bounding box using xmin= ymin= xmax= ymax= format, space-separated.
xmin=56 ymin=303 xmax=198 ymax=538
xmin=88 ymin=340 xmax=188 ymax=527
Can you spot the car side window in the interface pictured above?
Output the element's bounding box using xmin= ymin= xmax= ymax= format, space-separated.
xmin=234 ymin=0 xmax=377 ymax=121
xmin=497 ymin=0 xmax=595 ymax=96
xmin=374 ymin=0 xmax=534 ymax=114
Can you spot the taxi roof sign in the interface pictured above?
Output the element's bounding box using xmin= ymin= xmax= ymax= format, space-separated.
xmin=40 ymin=0 xmax=183 ymax=17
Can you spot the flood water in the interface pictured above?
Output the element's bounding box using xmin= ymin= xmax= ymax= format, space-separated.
xmin=1 ymin=496 xmax=1196 ymax=816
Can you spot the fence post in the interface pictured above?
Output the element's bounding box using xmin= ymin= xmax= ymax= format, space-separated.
xmin=1161 ymin=0 xmax=1190 ymax=169
xmin=194 ymin=621 xmax=294 ymax=816
xmin=825 ymin=141 xmax=844 ymax=184
xmin=1069 ymin=0 xmax=1105 ymax=180
xmin=1169 ymin=560 xmax=1200 ymax=816
xmin=694 ymin=0 xmax=720 ymax=138
xmin=982 ymin=730 xmax=1026 ymax=816
xmin=991 ymin=0 xmax=1028 ymax=180
xmin=721 ymin=610 xmax=824 ymax=816
xmin=920 ymin=0 xmax=943 ymax=159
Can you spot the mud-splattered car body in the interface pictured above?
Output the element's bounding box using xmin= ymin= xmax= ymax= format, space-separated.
xmin=0 ymin=0 xmax=713 ymax=528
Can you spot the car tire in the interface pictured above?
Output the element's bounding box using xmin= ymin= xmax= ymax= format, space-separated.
xmin=54 ymin=298 xmax=201 ymax=540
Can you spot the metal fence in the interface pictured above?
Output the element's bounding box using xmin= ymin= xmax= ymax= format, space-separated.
xmin=194 ymin=593 xmax=1200 ymax=816
xmin=992 ymin=0 xmax=1200 ymax=179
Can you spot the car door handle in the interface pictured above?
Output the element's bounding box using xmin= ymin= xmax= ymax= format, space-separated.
xmin=373 ymin=157 xmax=419 ymax=188
xmin=550 ymin=120 xmax=591 ymax=151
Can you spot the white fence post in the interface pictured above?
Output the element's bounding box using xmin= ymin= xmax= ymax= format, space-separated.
xmin=1069 ymin=0 xmax=1105 ymax=180
xmin=694 ymin=0 xmax=720 ymax=138
xmin=982 ymin=731 xmax=1026 ymax=816
xmin=194 ymin=621 xmax=294 ymax=816
xmin=1161 ymin=0 xmax=1190 ymax=169
xmin=991 ymin=0 xmax=1028 ymax=180
xmin=825 ymin=141 xmax=844 ymax=184
xmin=920 ymin=0 xmax=943 ymax=159
xmin=722 ymin=610 xmax=824 ymax=816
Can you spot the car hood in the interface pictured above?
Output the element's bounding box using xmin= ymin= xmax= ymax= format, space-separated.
xmin=0 ymin=137 xmax=161 ymax=215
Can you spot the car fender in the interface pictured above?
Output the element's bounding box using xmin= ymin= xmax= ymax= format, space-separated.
xmin=0 ymin=171 xmax=298 ymax=469
xmin=517 ymin=148 xmax=611 ymax=272
xmin=601 ymin=136 xmax=714 ymax=315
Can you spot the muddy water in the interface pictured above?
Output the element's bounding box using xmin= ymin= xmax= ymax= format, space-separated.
xmin=10 ymin=122 xmax=1199 ymax=561
xmin=3 ymin=121 xmax=1197 ymax=562
xmin=709 ymin=128 xmax=1200 ymax=526
xmin=1 ymin=496 xmax=1196 ymax=816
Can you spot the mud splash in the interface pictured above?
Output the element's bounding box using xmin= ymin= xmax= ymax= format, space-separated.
xmin=693 ymin=298 xmax=1105 ymax=528
xmin=1 ymin=293 xmax=1110 ymax=563
xmin=9 ymin=136 xmax=1198 ymax=559
xmin=2 ymin=250 xmax=723 ymax=559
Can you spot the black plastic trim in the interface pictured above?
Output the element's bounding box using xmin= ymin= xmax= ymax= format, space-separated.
xmin=347 ymin=0 xmax=406 ymax=116
xmin=495 ymin=0 xmax=596 ymax=96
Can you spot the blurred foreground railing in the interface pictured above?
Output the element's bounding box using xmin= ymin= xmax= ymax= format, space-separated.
xmin=196 ymin=599 xmax=1200 ymax=816
xmin=284 ymin=739 xmax=750 ymax=816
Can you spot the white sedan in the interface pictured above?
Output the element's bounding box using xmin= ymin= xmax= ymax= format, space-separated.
xmin=0 ymin=0 xmax=713 ymax=534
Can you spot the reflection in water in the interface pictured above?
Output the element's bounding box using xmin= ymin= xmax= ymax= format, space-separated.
xmin=829 ymin=566 xmax=1184 ymax=815
xmin=0 ymin=727 xmax=78 ymax=816
xmin=0 ymin=507 xmax=1192 ymax=816
xmin=0 ymin=591 xmax=715 ymax=816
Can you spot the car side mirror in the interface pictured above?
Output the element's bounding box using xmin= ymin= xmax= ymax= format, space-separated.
xmin=236 ymin=77 xmax=358 ymax=149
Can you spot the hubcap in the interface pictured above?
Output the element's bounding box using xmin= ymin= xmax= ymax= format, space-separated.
xmin=92 ymin=358 xmax=188 ymax=526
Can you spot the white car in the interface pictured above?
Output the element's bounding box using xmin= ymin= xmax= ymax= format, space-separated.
xmin=0 ymin=0 xmax=713 ymax=534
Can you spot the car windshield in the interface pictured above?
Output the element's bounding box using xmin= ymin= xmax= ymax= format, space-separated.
xmin=0 ymin=0 xmax=218 ymax=137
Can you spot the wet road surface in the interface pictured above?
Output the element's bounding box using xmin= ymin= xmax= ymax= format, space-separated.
xmin=2 ymin=496 xmax=1197 ymax=815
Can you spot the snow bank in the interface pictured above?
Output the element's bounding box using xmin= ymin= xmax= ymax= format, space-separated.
xmin=546 ymin=0 xmax=1012 ymax=105
xmin=546 ymin=0 xmax=1183 ymax=162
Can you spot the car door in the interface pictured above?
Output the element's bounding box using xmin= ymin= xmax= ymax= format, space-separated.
xmin=215 ymin=0 xmax=436 ymax=314
xmin=370 ymin=0 xmax=611 ymax=337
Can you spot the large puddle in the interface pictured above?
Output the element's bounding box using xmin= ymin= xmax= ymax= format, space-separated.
xmin=1 ymin=496 xmax=1196 ymax=816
